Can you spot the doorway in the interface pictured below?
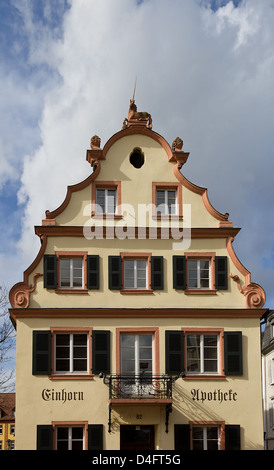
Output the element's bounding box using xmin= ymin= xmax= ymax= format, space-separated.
xmin=120 ymin=425 xmax=155 ymax=450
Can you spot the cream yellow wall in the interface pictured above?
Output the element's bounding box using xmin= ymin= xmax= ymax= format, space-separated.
xmin=27 ymin=235 xmax=247 ymax=309
xmin=15 ymin=316 xmax=264 ymax=450
xmin=20 ymin=131 xmax=251 ymax=310
xmin=12 ymin=128 xmax=265 ymax=451
xmin=54 ymin=134 xmax=225 ymax=229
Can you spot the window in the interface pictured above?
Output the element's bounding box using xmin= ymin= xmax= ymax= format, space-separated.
xmin=33 ymin=329 xmax=110 ymax=378
xmin=191 ymin=425 xmax=222 ymax=450
xmin=8 ymin=440 xmax=14 ymax=450
xmin=188 ymin=259 xmax=210 ymax=289
xmin=156 ymin=189 xmax=177 ymax=215
xmin=117 ymin=328 xmax=159 ymax=398
xmin=271 ymin=358 xmax=274 ymax=384
xmin=55 ymin=426 xmax=85 ymax=450
xmin=121 ymin=334 xmax=153 ymax=377
xmin=109 ymin=254 xmax=163 ymax=292
xmin=92 ymin=181 xmax=121 ymax=217
xmin=186 ymin=333 xmax=218 ymax=374
xmin=124 ymin=259 xmax=147 ymax=290
xmin=10 ymin=424 xmax=15 ymax=435
xmin=129 ymin=148 xmax=145 ymax=168
xmin=44 ymin=253 xmax=99 ymax=291
xmin=0 ymin=425 xmax=2 ymax=435
xmin=173 ymin=254 xmax=228 ymax=292
xmin=165 ymin=329 xmax=241 ymax=378
xmin=96 ymin=188 xmax=116 ymax=214
xmin=60 ymin=258 xmax=83 ymax=289
xmin=152 ymin=183 xmax=182 ymax=219
xmin=54 ymin=333 xmax=88 ymax=374
xmin=184 ymin=253 xmax=219 ymax=294
xmin=37 ymin=424 xmax=103 ymax=450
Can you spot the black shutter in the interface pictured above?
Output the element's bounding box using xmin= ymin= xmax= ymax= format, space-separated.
xmin=87 ymin=255 xmax=99 ymax=289
xmin=215 ymin=256 xmax=228 ymax=290
xmin=33 ymin=330 xmax=51 ymax=375
xmin=43 ymin=254 xmax=57 ymax=289
xmin=108 ymin=256 xmax=122 ymax=289
xmin=174 ymin=424 xmax=190 ymax=450
xmin=173 ymin=256 xmax=186 ymax=289
xmin=165 ymin=330 xmax=184 ymax=375
xmin=88 ymin=424 xmax=103 ymax=450
xmin=92 ymin=330 xmax=110 ymax=374
xmin=37 ymin=425 xmax=53 ymax=450
xmin=225 ymin=425 xmax=241 ymax=450
xmin=151 ymin=256 xmax=163 ymax=290
xmin=224 ymin=331 xmax=243 ymax=375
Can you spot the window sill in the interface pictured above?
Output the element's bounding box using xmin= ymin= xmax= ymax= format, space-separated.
xmin=152 ymin=215 xmax=183 ymax=220
xmin=184 ymin=289 xmax=217 ymax=295
xmin=55 ymin=288 xmax=88 ymax=294
xmin=184 ymin=374 xmax=226 ymax=380
xmin=49 ymin=374 xmax=94 ymax=380
xmin=120 ymin=289 xmax=154 ymax=294
xmin=91 ymin=213 xmax=123 ymax=219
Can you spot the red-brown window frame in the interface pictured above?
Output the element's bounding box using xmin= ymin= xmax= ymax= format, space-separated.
xmin=185 ymin=252 xmax=217 ymax=295
xmin=152 ymin=182 xmax=182 ymax=219
xmin=91 ymin=181 xmax=122 ymax=218
xmin=183 ymin=327 xmax=225 ymax=380
xmin=190 ymin=421 xmax=225 ymax=450
xmin=116 ymin=327 xmax=160 ymax=375
xmin=120 ymin=252 xmax=153 ymax=294
xmin=50 ymin=327 xmax=93 ymax=380
xmin=52 ymin=421 xmax=88 ymax=450
xmin=55 ymin=251 xmax=88 ymax=294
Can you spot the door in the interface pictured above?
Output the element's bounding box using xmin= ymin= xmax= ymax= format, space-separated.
xmin=120 ymin=425 xmax=155 ymax=450
xmin=120 ymin=334 xmax=153 ymax=397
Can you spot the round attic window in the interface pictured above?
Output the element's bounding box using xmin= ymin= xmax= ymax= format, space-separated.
xmin=129 ymin=148 xmax=145 ymax=169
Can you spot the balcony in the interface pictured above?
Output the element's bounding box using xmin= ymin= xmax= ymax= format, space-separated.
xmin=107 ymin=374 xmax=173 ymax=401
xmin=100 ymin=373 xmax=183 ymax=432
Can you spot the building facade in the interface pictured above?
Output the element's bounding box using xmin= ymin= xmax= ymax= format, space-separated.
xmin=0 ymin=393 xmax=15 ymax=450
xmin=9 ymin=101 xmax=267 ymax=450
xmin=262 ymin=310 xmax=274 ymax=450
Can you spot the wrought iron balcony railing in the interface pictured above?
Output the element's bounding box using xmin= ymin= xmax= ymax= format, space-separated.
xmin=103 ymin=374 xmax=175 ymax=400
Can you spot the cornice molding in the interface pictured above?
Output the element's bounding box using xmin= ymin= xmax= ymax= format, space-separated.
xmin=9 ymin=307 xmax=268 ymax=324
xmin=34 ymin=225 xmax=240 ymax=239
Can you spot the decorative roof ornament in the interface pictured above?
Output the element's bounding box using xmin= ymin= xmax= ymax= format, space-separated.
xmin=122 ymin=79 xmax=152 ymax=129
xmin=90 ymin=135 xmax=101 ymax=150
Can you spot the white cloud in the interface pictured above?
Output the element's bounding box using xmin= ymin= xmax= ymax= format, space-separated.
xmin=2 ymin=0 xmax=274 ymax=305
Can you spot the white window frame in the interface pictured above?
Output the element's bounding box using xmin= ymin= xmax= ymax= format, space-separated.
xmin=96 ymin=188 xmax=117 ymax=214
xmin=56 ymin=426 xmax=84 ymax=451
xmin=188 ymin=259 xmax=211 ymax=289
xmin=120 ymin=333 xmax=154 ymax=376
xmin=124 ymin=259 xmax=148 ymax=290
xmin=186 ymin=333 xmax=219 ymax=375
xmin=54 ymin=333 xmax=89 ymax=375
xmin=192 ymin=425 xmax=221 ymax=450
xmin=60 ymin=258 xmax=83 ymax=289
xmin=156 ymin=189 xmax=177 ymax=215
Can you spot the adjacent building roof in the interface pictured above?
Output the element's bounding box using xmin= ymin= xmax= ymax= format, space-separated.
xmin=0 ymin=393 xmax=15 ymax=421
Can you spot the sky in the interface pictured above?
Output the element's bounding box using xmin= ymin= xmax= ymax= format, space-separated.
xmin=0 ymin=0 xmax=274 ymax=323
